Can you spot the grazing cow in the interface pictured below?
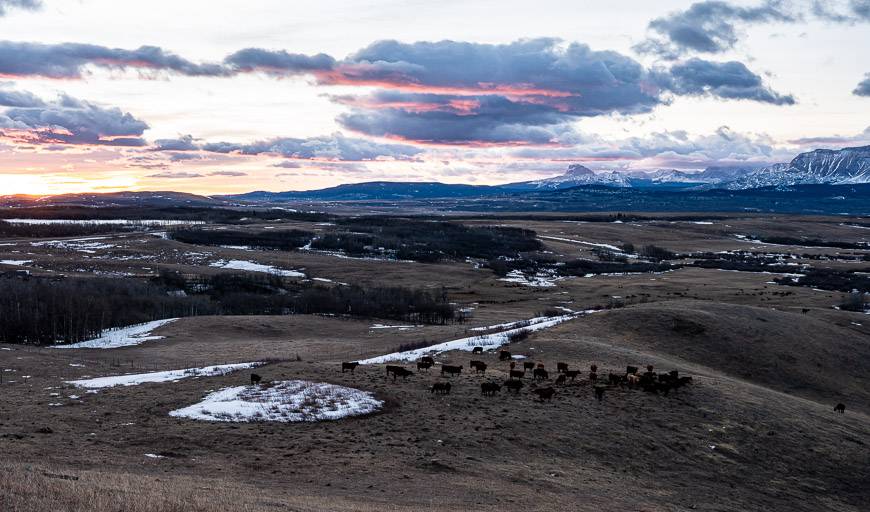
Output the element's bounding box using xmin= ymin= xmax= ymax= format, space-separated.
xmin=471 ymin=361 xmax=488 ymax=374
xmin=626 ymin=365 xmax=639 ymax=375
xmin=417 ymin=361 xmax=433 ymax=371
xmin=834 ymin=403 xmax=846 ymax=414
xmin=420 ymin=356 xmax=435 ymax=366
xmin=481 ymin=382 xmax=501 ymax=396
xmin=509 ymin=369 xmax=525 ymax=380
xmin=533 ymin=387 xmax=555 ymax=401
xmin=557 ymin=362 xmax=569 ymax=373
xmin=430 ymin=382 xmax=452 ymax=394
xmin=441 ymin=365 xmax=463 ymax=376
xmin=594 ymin=385 xmax=606 ymax=402
xmin=341 ymin=362 xmax=359 ymax=373
xmin=503 ymin=379 xmax=524 ymax=394
xmin=386 ymin=365 xmax=404 ymax=378
xmin=392 ymin=368 xmax=413 ymax=381
xmin=472 ymin=346 xmax=484 ymax=354
xmin=802 ymin=308 xmax=810 ymax=314
xmin=523 ymin=361 xmax=535 ymax=371
xmin=499 ymin=350 xmax=512 ymax=361
xmin=533 ymin=368 xmax=549 ymax=381
xmin=565 ymin=370 xmax=581 ymax=381
xmin=555 ymin=374 xmax=567 ymax=385
xmin=250 ymin=373 xmax=262 ymax=385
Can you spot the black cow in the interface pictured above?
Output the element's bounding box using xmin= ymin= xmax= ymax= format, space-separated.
xmin=626 ymin=365 xmax=639 ymax=375
xmin=386 ymin=365 xmax=404 ymax=377
xmin=441 ymin=365 xmax=463 ymax=376
xmin=503 ymin=379 xmax=524 ymax=394
xmin=431 ymin=382 xmax=452 ymax=394
xmin=834 ymin=403 xmax=846 ymax=414
xmin=594 ymin=385 xmax=606 ymax=402
xmin=533 ymin=368 xmax=549 ymax=381
xmin=420 ymin=356 xmax=435 ymax=365
xmin=481 ymin=382 xmax=501 ymax=396
xmin=523 ymin=361 xmax=535 ymax=371
xmin=341 ymin=362 xmax=359 ymax=373
xmin=565 ymin=370 xmax=581 ymax=381
xmin=472 ymin=346 xmax=484 ymax=354
xmin=470 ymin=360 xmax=487 ymax=373
xmin=417 ymin=361 xmax=433 ymax=371
xmin=499 ymin=350 xmax=512 ymax=361
xmin=509 ymin=369 xmax=525 ymax=380
xmin=392 ymin=368 xmax=414 ymax=381
xmin=556 ymin=362 xmax=569 ymax=373
xmin=250 ymin=373 xmax=262 ymax=385
xmin=533 ymin=387 xmax=555 ymax=401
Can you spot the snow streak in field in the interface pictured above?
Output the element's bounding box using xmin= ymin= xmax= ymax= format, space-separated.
xmin=53 ymin=319 xmax=178 ymax=349
xmin=67 ymin=362 xmax=262 ymax=389
xmin=538 ymin=235 xmax=622 ymax=252
xmin=357 ymin=313 xmax=588 ymax=364
xmin=210 ymin=259 xmax=305 ymax=277
xmin=0 ymin=259 xmax=31 ymax=266
xmin=169 ymin=380 xmax=382 ymax=423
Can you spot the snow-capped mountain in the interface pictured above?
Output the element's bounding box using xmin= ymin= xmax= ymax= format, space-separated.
xmin=504 ymin=164 xmax=632 ymax=189
xmin=627 ymin=168 xmax=704 ymax=184
xmin=726 ymin=146 xmax=870 ymax=189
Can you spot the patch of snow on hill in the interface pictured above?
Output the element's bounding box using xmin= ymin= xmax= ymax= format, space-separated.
xmin=210 ymin=259 xmax=305 ymax=277
xmin=67 ymin=362 xmax=262 ymax=389
xmin=53 ymin=319 xmax=178 ymax=349
xmin=169 ymin=380 xmax=382 ymax=422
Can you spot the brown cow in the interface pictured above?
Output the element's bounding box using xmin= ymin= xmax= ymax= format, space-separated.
xmin=441 ymin=365 xmax=463 ymax=376
xmin=509 ymin=369 xmax=525 ymax=380
xmin=565 ymin=370 xmax=581 ymax=381
xmin=523 ymin=361 xmax=535 ymax=371
xmin=533 ymin=387 xmax=555 ymax=401
xmin=430 ymin=382 xmax=451 ymax=394
xmin=392 ymin=368 xmax=413 ymax=381
xmin=470 ymin=361 xmax=488 ymax=374
xmin=499 ymin=350 xmax=512 ymax=361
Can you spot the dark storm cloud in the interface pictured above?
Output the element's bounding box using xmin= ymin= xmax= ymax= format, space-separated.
xmin=0 ymin=93 xmax=148 ymax=146
xmin=0 ymin=0 xmax=40 ymax=16
xmin=854 ymin=73 xmax=870 ymax=96
xmin=153 ymin=134 xmax=199 ymax=151
xmin=223 ymin=48 xmax=335 ymax=74
xmin=0 ymin=88 xmax=45 ymax=107
xmin=637 ymin=0 xmax=868 ymax=58
xmin=0 ymin=41 xmax=227 ymax=78
xmin=200 ymin=133 xmax=422 ymax=161
xmin=655 ymin=58 xmax=795 ymax=105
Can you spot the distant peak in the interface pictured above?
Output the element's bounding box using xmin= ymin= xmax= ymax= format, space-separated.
xmin=565 ymin=164 xmax=594 ymax=176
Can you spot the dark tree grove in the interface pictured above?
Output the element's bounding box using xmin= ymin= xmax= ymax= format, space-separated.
xmin=168 ymin=228 xmax=314 ymax=250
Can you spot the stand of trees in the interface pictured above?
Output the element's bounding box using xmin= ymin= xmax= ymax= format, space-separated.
xmin=168 ymin=228 xmax=314 ymax=250
xmin=0 ymin=220 xmax=128 ymax=238
xmin=0 ymin=271 xmax=455 ymax=346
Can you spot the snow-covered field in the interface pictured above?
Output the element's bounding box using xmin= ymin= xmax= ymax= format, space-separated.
xmin=169 ymin=380 xmax=382 ymax=422
xmin=210 ymin=259 xmax=305 ymax=277
xmin=499 ymin=269 xmax=564 ymax=287
xmin=0 ymin=259 xmax=31 ymax=266
xmin=538 ymin=235 xmax=623 ymax=252
xmin=357 ymin=313 xmax=587 ymax=364
xmin=5 ymin=219 xmax=203 ymax=226
xmin=52 ymin=319 xmax=178 ymax=349
xmin=67 ymin=362 xmax=262 ymax=389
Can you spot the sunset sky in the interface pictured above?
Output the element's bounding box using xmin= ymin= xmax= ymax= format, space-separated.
xmin=1 ymin=0 xmax=868 ymax=195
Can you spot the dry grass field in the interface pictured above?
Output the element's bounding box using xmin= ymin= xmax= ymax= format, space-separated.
xmin=1 ymin=212 xmax=868 ymax=511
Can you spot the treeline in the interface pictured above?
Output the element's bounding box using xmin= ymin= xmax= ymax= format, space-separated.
xmin=749 ymin=235 xmax=869 ymax=250
xmin=775 ymin=269 xmax=870 ymax=293
xmin=316 ymin=217 xmax=543 ymax=262
xmin=0 ymin=272 xmax=456 ymax=345
xmin=0 ymin=220 xmax=128 ymax=238
xmin=0 ymin=206 xmax=334 ymax=223
xmin=0 ymin=277 xmax=212 ymax=345
xmin=168 ymin=228 xmax=314 ymax=250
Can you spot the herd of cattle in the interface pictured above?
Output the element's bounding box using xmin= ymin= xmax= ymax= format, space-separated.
xmin=341 ymin=348 xmax=693 ymax=402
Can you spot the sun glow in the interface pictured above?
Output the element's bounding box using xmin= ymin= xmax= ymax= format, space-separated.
xmin=0 ymin=173 xmax=139 ymax=196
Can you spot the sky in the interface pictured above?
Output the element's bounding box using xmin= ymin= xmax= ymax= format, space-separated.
xmin=0 ymin=0 xmax=868 ymax=195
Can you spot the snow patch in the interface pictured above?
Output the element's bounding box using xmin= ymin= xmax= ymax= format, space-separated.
xmin=169 ymin=380 xmax=382 ymax=423
xmin=210 ymin=259 xmax=305 ymax=277
xmin=67 ymin=362 xmax=262 ymax=389
xmin=52 ymin=319 xmax=178 ymax=349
